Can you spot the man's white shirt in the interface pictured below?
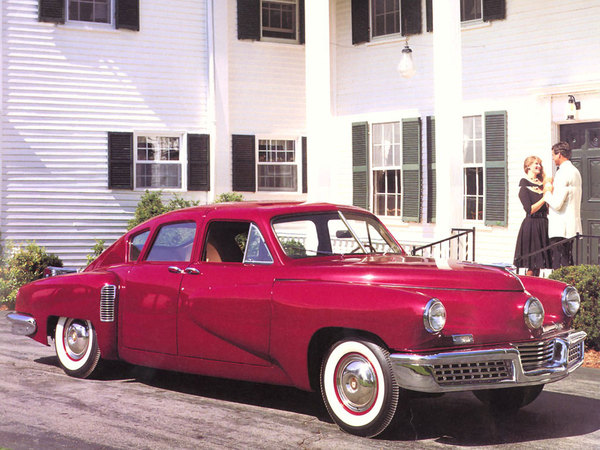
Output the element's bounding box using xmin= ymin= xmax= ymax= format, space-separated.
xmin=544 ymin=159 xmax=582 ymax=238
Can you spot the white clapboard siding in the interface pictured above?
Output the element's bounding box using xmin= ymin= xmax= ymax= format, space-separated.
xmin=2 ymin=0 xmax=211 ymax=267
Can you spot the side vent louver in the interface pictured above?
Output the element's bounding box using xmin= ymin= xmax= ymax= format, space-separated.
xmin=100 ymin=284 xmax=117 ymax=322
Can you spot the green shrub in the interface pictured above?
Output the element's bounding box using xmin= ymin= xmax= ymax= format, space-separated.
xmin=215 ymin=192 xmax=244 ymax=203
xmin=86 ymin=239 xmax=106 ymax=265
xmin=549 ymin=265 xmax=600 ymax=350
xmin=127 ymin=191 xmax=200 ymax=230
xmin=0 ymin=242 xmax=63 ymax=308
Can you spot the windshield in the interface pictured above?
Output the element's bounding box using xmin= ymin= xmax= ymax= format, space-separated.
xmin=272 ymin=211 xmax=403 ymax=258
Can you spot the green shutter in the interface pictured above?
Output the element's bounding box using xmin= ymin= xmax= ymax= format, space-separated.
xmin=302 ymin=136 xmax=308 ymax=194
xmin=116 ymin=0 xmax=140 ymax=31
xmin=237 ymin=0 xmax=261 ymax=40
xmin=401 ymin=0 xmax=423 ymax=36
xmin=351 ymin=0 xmax=370 ymax=45
xmin=402 ymin=118 xmax=422 ymax=222
xmin=38 ymin=0 xmax=65 ymax=23
xmin=484 ymin=111 xmax=507 ymax=226
xmin=482 ymin=0 xmax=506 ymax=22
xmin=352 ymin=122 xmax=369 ymax=209
xmin=426 ymin=116 xmax=436 ymax=223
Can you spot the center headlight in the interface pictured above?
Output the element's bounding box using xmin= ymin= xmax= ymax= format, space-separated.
xmin=524 ymin=297 xmax=545 ymax=330
xmin=562 ymin=285 xmax=581 ymax=317
xmin=423 ymin=298 xmax=446 ymax=333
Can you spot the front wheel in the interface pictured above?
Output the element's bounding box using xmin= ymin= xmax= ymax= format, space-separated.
xmin=320 ymin=339 xmax=399 ymax=437
xmin=473 ymin=385 xmax=544 ymax=413
xmin=54 ymin=317 xmax=101 ymax=378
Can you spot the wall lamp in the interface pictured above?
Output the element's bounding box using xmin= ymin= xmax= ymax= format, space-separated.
xmin=397 ymin=40 xmax=416 ymax=79
xmin=567 ymin=95 xmax=581 ymax=120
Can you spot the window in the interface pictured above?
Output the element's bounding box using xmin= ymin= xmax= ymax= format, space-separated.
xmin=463 ymin=116 xmax=484 ymax=221
xmin=372 ymin=0 xmax=401 ymax=37
xmin=135 ymin=136 xmax=183 ymax=189
xmin=272 ymin=211 xmax=402 ymax=258
xmin=460 ymin=0 xmax=482 ymax=22
xmin=68 ymin=0 xmax=111 ymax=24
xmin=203 ymin=221 xmax=273 ymax=264
xmin=146 ymin=222 xmax=196 ymax=262
xmin=262 ymin=0 xmax=297 ymax=41
xmin=129 ymin=230 xmax=150 ymax=261
xmin=372 ymin=123 xmax=402 ymax=217
xmin=258 ymin=139 xmax=298 ymax=192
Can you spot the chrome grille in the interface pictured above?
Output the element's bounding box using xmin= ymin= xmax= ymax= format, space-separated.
xmin=568 ymin=340 xmax=584 ymax=366
xmin=433 ymin=360 xmax=512 ymax=386
xmin=100 ymin=284 xmax=117 ymax=322
xmin=515 ymin=340 xmax=555 ymax=371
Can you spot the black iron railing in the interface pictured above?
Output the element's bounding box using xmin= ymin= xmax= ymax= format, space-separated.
xmin=410 ymin=227 xmax=476 ymax=262
xmin=515 ymin=233 xmax=600 ymax=270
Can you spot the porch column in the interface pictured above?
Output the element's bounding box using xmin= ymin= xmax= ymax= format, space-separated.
xmin=433 ymin=0 xmax=463 ymax=233
xmin=304 ymin=0 xmax=333 ymax=201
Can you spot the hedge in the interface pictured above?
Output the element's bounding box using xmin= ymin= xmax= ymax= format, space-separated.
xmin=549 ymin=265 xmax=600 ymax=350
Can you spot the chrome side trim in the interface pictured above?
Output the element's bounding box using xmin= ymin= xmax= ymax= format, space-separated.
xmin=100 ymin=284 xmax=117 ymax=322
xmin=7 ymin=313 xmax=37 ymax=336
xmin=390 ymin=331 xmax=587 ymax=393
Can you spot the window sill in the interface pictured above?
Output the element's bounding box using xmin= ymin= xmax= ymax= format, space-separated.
xmin=461 ymin=20 xmax=491 ymax=31
xmin=59 ymin=21 xmax=120 ymax=34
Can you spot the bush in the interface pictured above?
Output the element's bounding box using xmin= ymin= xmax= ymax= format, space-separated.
xmin=215 ymin=192 xmax=244 ymax=203
xmin=0 ymin=242 xmax=63 ymax=308
xmin=549 ymin=265 xmax=600 ymax=350
xmin=127 ymin=191 xmax=200 ymax=230
xmin=86 ymin=239 xmax=106 ymax=265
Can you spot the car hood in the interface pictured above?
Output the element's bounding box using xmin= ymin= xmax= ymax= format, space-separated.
xmin=285 ymin=254 xmax=524 ymax=292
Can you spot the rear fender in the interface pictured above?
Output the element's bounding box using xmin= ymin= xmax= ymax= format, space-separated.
xmin=15 ymin=271 xmax=120 ymax=360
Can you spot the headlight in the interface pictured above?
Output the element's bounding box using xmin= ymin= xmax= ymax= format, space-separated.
xmin=423 ymin=299 xmax=446 ymax=333
xmin=524 ymin=297 xmax=545 ymax=330
xmin=562 ymin=285 xmax=581 ymax=317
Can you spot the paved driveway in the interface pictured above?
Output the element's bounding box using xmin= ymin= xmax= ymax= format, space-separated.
xmin=1 ymin=310 xmax=599 ymax=449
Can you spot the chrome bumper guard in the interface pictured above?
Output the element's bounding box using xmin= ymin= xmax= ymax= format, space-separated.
xmin=390 ymin=331 xmax=587 ymax=393
xmin=7 ymin=313 xmax=37 ymax=336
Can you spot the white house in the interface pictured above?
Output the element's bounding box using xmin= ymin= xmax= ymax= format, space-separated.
xmin=1 ymin=0 xmax=600 ymax=268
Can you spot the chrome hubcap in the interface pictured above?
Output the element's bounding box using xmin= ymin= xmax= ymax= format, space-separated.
xmin=336 ymin=353 xmax=377 ymax=413
xmin=64 ymin=320 xmax=89 ymax=360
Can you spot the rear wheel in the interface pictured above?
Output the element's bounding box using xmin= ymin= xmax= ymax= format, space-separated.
xmin=473 ymin=385 xmax=544 ymax=413
xmin=54 ymin=317 xmax=101 ymax=378
xmin=320 ymin=339 xmax=399 ymax=437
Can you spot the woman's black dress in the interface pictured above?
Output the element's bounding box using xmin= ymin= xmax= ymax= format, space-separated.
xmin=513 ymin=178 xmax=551 ymax=271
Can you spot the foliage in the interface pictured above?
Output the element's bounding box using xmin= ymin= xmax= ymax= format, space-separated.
xmin=127 ymin=191 xmax=200 ymax=230
xmin=0 ymin=242 xmax=63 ymax=308
xmin=215 ymin=192 xmax=244 ymax=203
xmin=549 ymin=265 xmax=600 ymax=350
xmin=86 ymin=239 xmax=106 ymax=265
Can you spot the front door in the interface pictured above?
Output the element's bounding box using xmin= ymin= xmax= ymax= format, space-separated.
xmin=560 ymin=122 xmax=600 ymax=263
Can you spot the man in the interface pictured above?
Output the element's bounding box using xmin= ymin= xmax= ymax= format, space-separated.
xmin=543 ymin=141 xmax=582 ymax=268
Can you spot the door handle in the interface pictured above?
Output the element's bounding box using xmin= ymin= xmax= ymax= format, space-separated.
xmin=184 ymin=267 xmax=201 ymax=275
xmin=168 ymin=266 xmax=183 ymax=274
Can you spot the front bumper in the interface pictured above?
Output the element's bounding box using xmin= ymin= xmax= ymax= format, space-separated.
xmin=7 ymin=313 xmax=37 ymax=336
xmin=390 ymin=331 xmax=587 ymax=393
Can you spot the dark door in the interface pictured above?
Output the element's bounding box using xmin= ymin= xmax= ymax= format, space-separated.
xmin=560 ymin=122 xmax=600 ymax=263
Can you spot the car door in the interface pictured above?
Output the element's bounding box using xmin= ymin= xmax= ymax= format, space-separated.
xmin=121 ymin=221 xmax=198 ymax=355
xmin=177 ymin=221 xmax=274 ymax=366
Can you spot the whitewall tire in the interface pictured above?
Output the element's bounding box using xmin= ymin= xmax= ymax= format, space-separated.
xmin=54 ymin=317 xmax=101 ymax=378
xmin=320 ymin=339 xmax=399 ymax=437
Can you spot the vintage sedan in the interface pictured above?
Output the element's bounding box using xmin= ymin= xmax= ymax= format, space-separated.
xmin=7 ymin=202 xmax=586 ymax=437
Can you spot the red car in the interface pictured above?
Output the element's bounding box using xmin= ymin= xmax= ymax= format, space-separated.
xmin=8 ymin=202 xmax=586 ymax=437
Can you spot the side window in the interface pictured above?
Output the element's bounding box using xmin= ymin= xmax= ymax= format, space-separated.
xmin=244 ymin=224 xmax=274 ymax=264
xmin=203 ymin=221 xmax=249 ymax=263
xmin=129 ymin=230 xmax=150 ymax=261
xmin=146 ymin=222 xmax=197 ymax=262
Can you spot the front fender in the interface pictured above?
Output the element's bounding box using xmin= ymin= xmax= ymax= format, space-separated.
xmin=15 ymin=271 xmax=121 ymax=360
xmin=270 ymin=280 xmax=434 ymax=390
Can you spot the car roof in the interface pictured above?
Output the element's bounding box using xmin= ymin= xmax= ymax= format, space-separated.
xmin=130 ymin=202 xmax=369 ymax=232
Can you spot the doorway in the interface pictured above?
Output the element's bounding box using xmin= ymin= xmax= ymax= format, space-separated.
xmin=560 ymin=122 xmax=600 ymax=263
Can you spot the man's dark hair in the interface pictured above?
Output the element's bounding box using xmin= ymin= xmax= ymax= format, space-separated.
xmin=552 ymin=141 xmax=572 ymax=160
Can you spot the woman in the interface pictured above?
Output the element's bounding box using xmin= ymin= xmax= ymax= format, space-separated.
xmin=513 ymin=156 xmax=552 ymax=276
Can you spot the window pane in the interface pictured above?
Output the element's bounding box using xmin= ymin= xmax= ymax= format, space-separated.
xmin=477 ymin=167 xmax=483 ymax=194
xmin=464 ymin=141 xmax=474 ymax=164
xmin=465 ymin=197 xmax=477 ymax=220
xmin=146 ymin=222 xmax=196 ymax=262
xmin=461 ymin=0 xmax=482 ymax=21
xmin=129 ymin=230 xmax=150 ymax=261
xmin=262 ymin=1 xmax=296 ymax=40
xmin=372 ymin=0 xmax=399 ymax=37
xmin=465 ymin=168 xmax=477 ymax=195
xmin=244 ymin=224 xmax=273 ymax=264
xmin=69 ymin=0 xmax=110 ymax=23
